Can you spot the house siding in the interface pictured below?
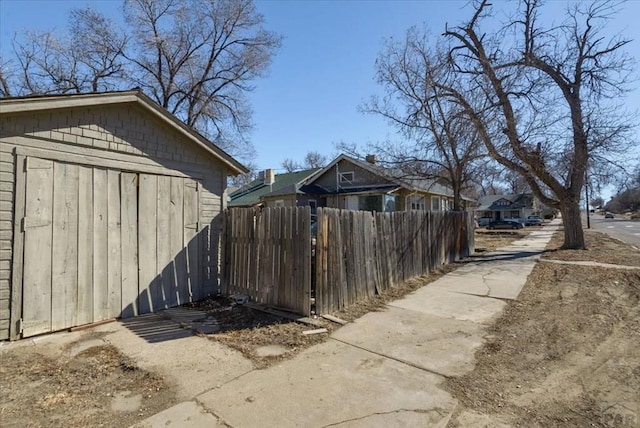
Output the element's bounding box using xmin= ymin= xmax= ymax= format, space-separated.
xmin=313 ymin=159 xmax=392 ymax=191
xmin=0 ymin=103 xmax=229 ymax=340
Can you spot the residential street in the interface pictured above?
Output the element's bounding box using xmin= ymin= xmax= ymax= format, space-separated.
xmin=584 ymin=213 xmax=640 ymax=248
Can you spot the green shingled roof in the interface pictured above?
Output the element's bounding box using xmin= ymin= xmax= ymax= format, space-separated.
xmin=229 ymin=168 xmax=321 ymax=207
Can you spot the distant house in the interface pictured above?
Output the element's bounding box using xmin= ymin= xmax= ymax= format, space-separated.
xmin=476 ymin=193 xmax=539 ymax=222
xmin=301 ymin=154 xmax=471 ymax=212
xmin=228 ymin=168 xmax=322 ymax=209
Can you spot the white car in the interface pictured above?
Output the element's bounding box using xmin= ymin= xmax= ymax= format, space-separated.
xmin=524 ymin=215 xmax=543 ymax=226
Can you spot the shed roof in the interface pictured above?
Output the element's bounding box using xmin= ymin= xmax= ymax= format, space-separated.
xmin=0 ymin=90 xmax=248 ymax=175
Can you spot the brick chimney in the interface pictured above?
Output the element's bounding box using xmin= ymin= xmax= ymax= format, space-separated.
xmin=365 ymin=154 xmax=377 ymax=164
xmin=263 ymin=168 xmax=275 ymax=185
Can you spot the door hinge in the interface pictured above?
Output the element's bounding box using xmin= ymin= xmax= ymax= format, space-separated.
xmin=17 ymin=318 xmax=23 ymax=334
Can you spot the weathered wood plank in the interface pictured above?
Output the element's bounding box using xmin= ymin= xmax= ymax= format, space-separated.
xmin=169 ymin=176 xmax=184 ymax=306
xmin=22 ymin=157 xmax=54 ymax=337
xmin=77 ymin=166 xmax=94 ymax=325
xmin=156 ymin=175 xmax=172 ymax=310
xmin=107 ymin=169 xmax=122 ymax=318
xmin=9 ymin=155 xmax=26 ymax=340
xmin=120 ymin=172 xmax=138 ymax=318
xmin=138 ymin=173 xmax=158 ymax=314
xmin=92 ymin=168 xmax=109 ymax=321
xmin=184 ymin=179 xmax=200 ymax=302
xmin=51 ymin=162 xmax=79 ymax=331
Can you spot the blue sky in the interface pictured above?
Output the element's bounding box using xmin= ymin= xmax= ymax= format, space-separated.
xmin=1 ymin=0 xmax=639 ymax=181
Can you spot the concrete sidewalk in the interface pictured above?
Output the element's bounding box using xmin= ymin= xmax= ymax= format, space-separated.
xmin=133 ymin=220 xmax=560 ymax=428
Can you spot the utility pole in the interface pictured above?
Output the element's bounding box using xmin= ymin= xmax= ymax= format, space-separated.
xmin=585 ymin=172 xmax=591 ymax=229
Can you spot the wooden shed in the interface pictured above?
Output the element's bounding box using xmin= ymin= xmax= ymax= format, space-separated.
xmin=0 ymin=90 xmax=247 ymax=340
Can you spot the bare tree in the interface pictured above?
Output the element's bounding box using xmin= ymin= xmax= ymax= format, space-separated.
xmin=281 ymin=151 xmax=328 ymax=172
xmin=2 ymin=0 xmax=280 ymax=163
xmin=7 ymin=8 xmax=126 ymax=95
xmin=435 ymin=0 xmax=636 ymax=248
xmin=362 ymin=28 xmax=486 ymax=211
xmin=281 ymin=158 xmax=302 ymax=173
xmin=122 ymin=0 xmax=281 ymax=155
xmin=303 ymin=151 xmax=328 ymax=169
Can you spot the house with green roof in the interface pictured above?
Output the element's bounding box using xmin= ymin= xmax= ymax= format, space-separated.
xmin=228 ymin=168 xmax=322 ymax=209
xmin=301 ymin=154 xmax=474 ymax=212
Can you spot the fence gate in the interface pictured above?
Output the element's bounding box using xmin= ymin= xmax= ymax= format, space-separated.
xmin=222 ymin=206 xmax=312 ymax=316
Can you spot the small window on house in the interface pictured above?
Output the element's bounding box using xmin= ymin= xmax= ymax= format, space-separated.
xmin=409 ymin=196 xmax=426 ymax=211
xmin=339 ymin=172 xmax=354 ymax=183
xmin=431 ymin=197 xmax=440 ymax=211
xmin=308 ymin=199 xmax=317 ymax=214
xmin=274 ymin=200 xmax=285 ymax=207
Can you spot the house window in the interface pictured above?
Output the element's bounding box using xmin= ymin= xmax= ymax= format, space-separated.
xmin=384 ymin=195 xmax=397 ymax=212
xmin=409 ymin=196 xmax=425 ymax=211
xmin=339 ymin=171 xmax=354 ymax=184
xmin=358 ymin=195 xmax=381 ymax=212
xmin=308 ymin=199 xmax=317 ymax=214
xmin=274 ymin=200 xmax=285 ymax=207
xmin=431 ymin=196 xmax=440 ymax=211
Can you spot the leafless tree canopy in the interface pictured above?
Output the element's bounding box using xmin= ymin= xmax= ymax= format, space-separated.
xmin=369 ymin=0 xmax=636 ymax=247
xmin=281 ymin=151 xmax=328 ymax=172
xmin=361 ymin=27 xmax=487 ymax=210
xmin=0 ymin=0 xmax=281 ymax=160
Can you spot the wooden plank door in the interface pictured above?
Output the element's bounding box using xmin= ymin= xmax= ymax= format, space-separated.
xmin=137 ymin=174 xmax=201 ymax=314
xmin=21 ymin=158 xmax=54 ymax=336
xmin=19 ymin=163 xmax=202 ymax=336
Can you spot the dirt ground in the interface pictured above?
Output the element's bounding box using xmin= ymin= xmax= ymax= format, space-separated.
xmin=474 ymin=228 xmax=532 ymax=252
xmin=0 ymin=331 xmax=177 ymax=428
xmin=445 ymin=228 xmax=640 ymax=427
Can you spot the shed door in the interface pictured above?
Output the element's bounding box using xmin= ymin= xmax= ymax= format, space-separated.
xmin=20 ymin=157 xmax=201 ymax=337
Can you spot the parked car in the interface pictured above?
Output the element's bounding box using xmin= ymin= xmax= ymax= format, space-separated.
xmin=604 ymin=212 xmax=614 ymax=219
xmin=524 ymin=215 xmax=543 ymax=226
xmin=487 ymin=220 xmax=524 ymax=230
xmin=477 ymin=217 xmax=493 ymax=227
xmin=503 ymin=217 xmax=525 ymax=225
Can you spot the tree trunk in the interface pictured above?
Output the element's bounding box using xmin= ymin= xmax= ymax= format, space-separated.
xmin=560 ymin=198 xmax=585 ymax=249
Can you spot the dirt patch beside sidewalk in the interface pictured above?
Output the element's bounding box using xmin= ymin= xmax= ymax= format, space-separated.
xmin=474 ymin=228 xmax=532 ymax=252
xmin=0 ymin=332 xmax=177 ymax=428
xmin=445 ymin=229 xmax=640 ymax=427
xmin=542 ymin=227 xmax=640 ymax=266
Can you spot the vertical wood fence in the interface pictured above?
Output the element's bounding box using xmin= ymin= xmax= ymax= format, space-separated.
xmin=221 ymin=206 xmax=474 ymax=317
xmin=220 ymin=206 xmax=312 ymax=315
xmin=314 ymin=208 xmax=474 ymax=314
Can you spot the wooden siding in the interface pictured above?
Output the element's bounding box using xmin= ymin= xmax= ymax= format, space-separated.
xmin=0 ymin=103 xmax=228 ymax=340
xmin=313 ymin=159 xmax=393 ymax=190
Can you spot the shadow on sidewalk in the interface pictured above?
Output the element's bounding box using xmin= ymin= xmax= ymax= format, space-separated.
xmin=468 ymin=250 xmax=543 ymax=263
xmin=119 ymin=313 xmax=194 ymax=343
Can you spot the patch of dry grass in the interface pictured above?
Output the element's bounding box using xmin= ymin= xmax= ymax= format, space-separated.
xmin=542 ymin=228 xmax=640 ymax=266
